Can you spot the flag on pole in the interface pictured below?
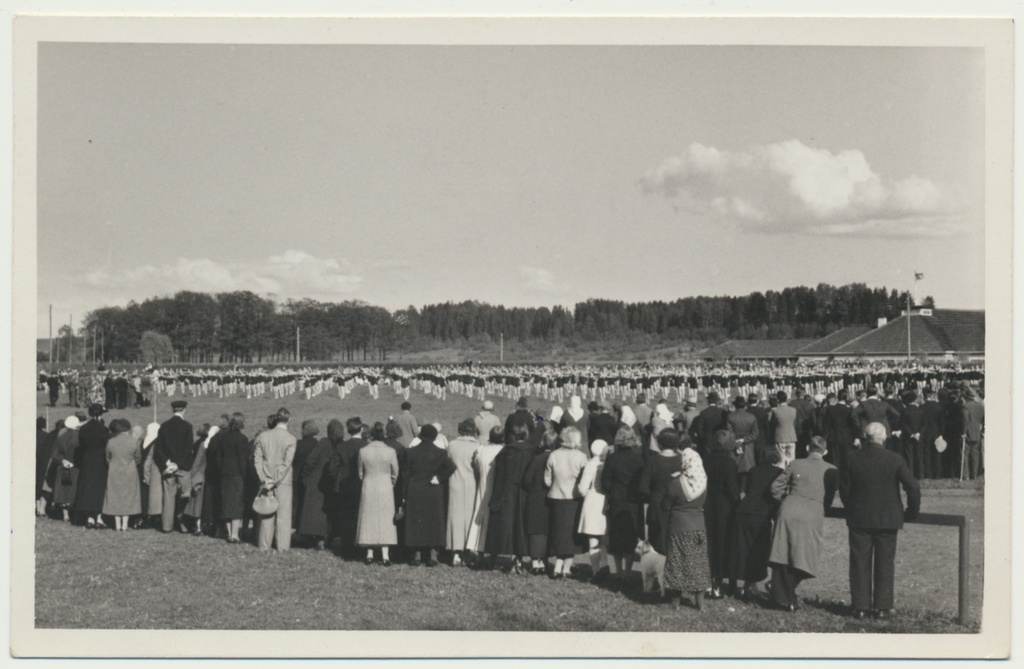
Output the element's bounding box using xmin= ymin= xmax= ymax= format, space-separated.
xmin=914 ymin=272 xmax=924 ymax=280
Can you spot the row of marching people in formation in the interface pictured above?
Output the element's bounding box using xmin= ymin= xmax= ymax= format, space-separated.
xmin=35 ymin=396 xmax=921 ymax=619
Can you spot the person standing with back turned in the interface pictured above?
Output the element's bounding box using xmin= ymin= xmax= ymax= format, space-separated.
xmin=253 ymin=407 xmax=297 ymax=551
xmin=840 ymin=421 xmax=920 ymax=620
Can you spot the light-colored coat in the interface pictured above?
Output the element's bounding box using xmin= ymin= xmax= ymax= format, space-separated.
xmin=544 ymin=447 xmax=588 ymax=499
xmin=768 ymin=453 xmax=836 ymax=577
xmin=446 ymin=436 xmax=480 ymax=551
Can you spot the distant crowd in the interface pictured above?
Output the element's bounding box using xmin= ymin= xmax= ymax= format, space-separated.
xmin=36 ymin=369 xmax=982 ymax=618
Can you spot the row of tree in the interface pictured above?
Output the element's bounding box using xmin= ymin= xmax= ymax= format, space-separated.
xmin=54 ymin=283 xmax=931 ymax=364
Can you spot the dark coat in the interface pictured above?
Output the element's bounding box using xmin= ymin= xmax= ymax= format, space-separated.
xmin=637 ymin=451 xmax=682 ymax=554
xmin=732 ymin=462 xmax=783 ymax=582
xmin=589 ymin=412 xmax=618 ymax=446
xmin=36 ymin=427 xmax=53 ymax=498
xmin=153 ymin=414 xmax=195 ymax=473
xmin=522 ymin=450 xmax=552 ymax=536
xmin=840 ymin=442 xmax=920 ymax=530
xmin=746 ymin=404 xmax=770 ymax=449
xmin=822 ymin=403 xmax=857 ymax=445
xmin=292 ymin=435 xmax=319 ymax=526
xmin=703 ymin=448 xmax=740 ymax=580
xmin=919 ymin=400 xmax=946 ymax=448
xmin=402 ymin=442 xmax=456 ymax=548
xmin=201 ymin=430 xmax=225 ymax=524
xmin=485 ymin=440 xmax=534 ymax=556
xmin=73 ymin=420 xmax=110 ymax=518
xmin=329 ymin=437 xmax=366 ymax=545
xmin=503 ymin=409 xmax=537 ymax=445
xmin=689 ymin=405 xmax=729 ymax=457
xmin=296 ymin=436 xmax=332 ymax=537
xmin=214 ymin=428 xmax=250 ymax=520
xmin=602 ymin=447 xmax=645 ymax=554
xmin=852 ymin=398 xmax=901 ymax=434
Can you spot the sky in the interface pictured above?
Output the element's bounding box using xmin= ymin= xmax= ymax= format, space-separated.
xmin=36 ymin=44 xmax=986 ymax=336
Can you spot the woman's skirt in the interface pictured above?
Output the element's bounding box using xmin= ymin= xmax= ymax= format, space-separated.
xmin=528 ymin=533 xmax=548 ymax=559
xmin=733 ymin=513 xmax=773 ymax=583
xmin=547 ymin=498 xmax=582 ymax=557
xmin=52 ymin=467 xmax=78 ymax=507
xmin=664 ymin=530 xmax=711 ymax=594
xmin=607 ymin=501 xmax=644 ymax=556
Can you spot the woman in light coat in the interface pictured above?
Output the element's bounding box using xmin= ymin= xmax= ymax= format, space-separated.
xmin=446 ymin=419 xmax=481 ymax=565
xmin=465 ymin=426 xmax=504 ymax=558
xmin=544 ymin=426 xmax=588 ymax=579
xmin=102 ymin=418 xmax=142 ymax=531
xmin=576 ymin=438 xmax=609 ymax=580
xmin=356 ymin=422 xmax=400 ymax=565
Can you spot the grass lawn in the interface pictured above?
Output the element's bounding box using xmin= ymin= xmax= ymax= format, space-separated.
xmin=32 ymin=387 xmax=984 ymax=633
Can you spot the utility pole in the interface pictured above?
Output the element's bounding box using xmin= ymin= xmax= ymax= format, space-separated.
xmin=48 ymin=304 xmax=52 ymax=366
xmin=92 ymin=326 xmax=96 ymax=364
xmin=906 ymin=291 xmax=912 ymax=362
xmin=295 ymin=325 xmax=301 ymax=362
xmin=500 ymin=332 xmax=504 ymax=363
xmin=69 ymin=314 xmax=73 ymax=364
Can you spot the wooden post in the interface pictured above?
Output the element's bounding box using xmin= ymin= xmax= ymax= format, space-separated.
xmin=959 ymin=517 xmax=971 ymax=625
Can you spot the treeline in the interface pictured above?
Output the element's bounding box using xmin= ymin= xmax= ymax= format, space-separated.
xmin=71 ymin=283 xmax=931 ymax=364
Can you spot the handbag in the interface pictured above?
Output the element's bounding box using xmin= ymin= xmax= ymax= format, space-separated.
xmin=60 ymin=468 xmax=73 ymax=486
xmin=393 ymin=504 xmax=405 ymax=523
xmin=252 ymin=488 xmax=279 ymax=516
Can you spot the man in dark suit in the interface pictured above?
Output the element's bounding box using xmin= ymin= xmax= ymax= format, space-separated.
xmin=918 ymin=388 xmax=946 ymax=479
xmin=689 ymin=392 xmax=729 ymax=460
xmin=726 ymin=396 xmax=759 ymax=485
xmin=940 ymin=387 xmax=965 ymax=480
xmin=102 ymin=372 xmax=116 ymax=410
xmin=504 ymin=397 xmax=538 ymax=445
xmin=153 ymin=400 xmax=196 ymax=532
xmin=840 ymin=421 xmax=920 ymax=620
xmin=898 ymin=391 xmax=924 ymax=479
xmin=822 ymin=390 xmax=857 ymax=477
xmin=851 ymin=386 xmax=901 ymax=437
xmin=746 ymin=393 xmax=770 ymax=452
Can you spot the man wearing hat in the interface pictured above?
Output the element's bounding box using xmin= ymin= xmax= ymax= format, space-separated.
xmin=474 ymin=400 xmax=501 ymax=446
xmin=674 ymin=399 xmax=701 ymax=436
xmin=394 ymin=402 xmax=418 ymax=448
xmin=689 ymin=392 xmax=728 ymax=460
xmin=959 ymin=387 xmax=984 ymax=480
xmin=727 ymin=396 xmax=759 ymax=482
xmin=153 ymin=400 xmax=195 ymax=533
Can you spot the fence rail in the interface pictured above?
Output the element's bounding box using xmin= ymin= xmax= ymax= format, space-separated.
xmin=826 ymin=507 xmax=972 ymax=625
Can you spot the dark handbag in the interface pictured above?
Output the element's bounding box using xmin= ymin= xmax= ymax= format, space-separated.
xmin=393 ymin=504 xmax=405 ymax=523
xmin=60 ymin=468 xmax=73 ymax=486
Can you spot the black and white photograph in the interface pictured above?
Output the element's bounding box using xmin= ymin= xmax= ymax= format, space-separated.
xmin=7 ymin=10 xmax=1015 ymax=660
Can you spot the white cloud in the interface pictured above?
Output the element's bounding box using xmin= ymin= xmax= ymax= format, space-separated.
xmin=82 ymin=250 xmax=363 ymax=299
xmin=640 ymin=140 xmax=964 ymax=237
xmin=519 ymin=266 xmax=571 ymax=295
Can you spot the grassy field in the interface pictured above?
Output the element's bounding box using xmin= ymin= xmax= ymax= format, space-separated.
xmin=33 ymin=387 xmax=984 ymax=633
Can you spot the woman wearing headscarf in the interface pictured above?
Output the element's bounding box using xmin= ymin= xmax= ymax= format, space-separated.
xmin=650 ymin=402 xmax=675 ymax=442
xmin=182 ymin=423 xmax=216 ymax=535
xmin=767 ymin=436 xmax=837 ymax=612
xmin=637 ymin=429 xmax=684 ymax=557
xmin=73 ymin=404 xmax=111 ymax=528
xmin=560 ymin=395 xmax=590 ymax=456
xmin=292 ymin=419 xmax=320 ymax=536
xmin=662 ymin=446 xmax=711 ymax=610
xmin=466 ymin=426 xmax=504 ymax=559
xmin=401 ymin=424 xmax=456 ymax=566
xmin=484 ymin=422 xmax=534 ymax=571
xmin=618 ymin=405 xmax=645 ymax=448
xmin=356 ymin=422 xmax=400 ymax=565
xmin=297 ymin=418 xmax=336 ymax=550
xmin=102 ymin=418 xmax=142 ymax=532
xmin=217 ymin=413 xmax=250 ymax=543
xmin=602 ymin=425 xmax=646 ymax=582
xmin=577 ymin=438 xmax=609 ymax=580
xmin=544 ymin=426 xmax=588 ymax=579
xmin=446 ymin=419 xmax=481 ymax=566
xmin=521 ymin=421 xmax=554 ymax=575
xmin=141 ymin=421 xmax=162 ymax=528
xmin=732 ymin=446 xmax=784 ymax=600
xmin=51 ymin=416 xmax=81 ymax=522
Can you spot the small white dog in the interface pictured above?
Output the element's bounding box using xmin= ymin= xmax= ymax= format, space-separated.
xmin=636 ymin=540 xmax=666 ymax=597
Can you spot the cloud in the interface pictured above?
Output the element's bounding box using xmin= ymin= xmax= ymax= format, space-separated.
xmin=640 ymin=140 xmax=964 ymax=237
xmin=82 ymin=249 xmax=363 ymax=299
xmin=519 ymin=266 xmax=571 ymax=295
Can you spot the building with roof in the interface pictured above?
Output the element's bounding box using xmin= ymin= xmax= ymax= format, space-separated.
xmin=696 ymin=309 xmax=984 ymax=362
xmin=822 ymin=309 xmax=985 ymax=361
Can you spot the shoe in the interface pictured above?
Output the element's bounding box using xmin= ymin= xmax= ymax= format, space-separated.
xmin=410 ymin=559 xmax=423 ymax=567
xmin=382 ymin=559 xmax=392 ymax=567
xmin=853 ymin=610 xmax=868 ymax=620
xmin=875 ymin=609 xmax=892 ymax=620
xmin=364 ymin=557 xmax=374 ymax=566
xmin=425 ymin=559 xmax=439 ymax=567
xmin=315 ymin=540 xmax=325 ymax=551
